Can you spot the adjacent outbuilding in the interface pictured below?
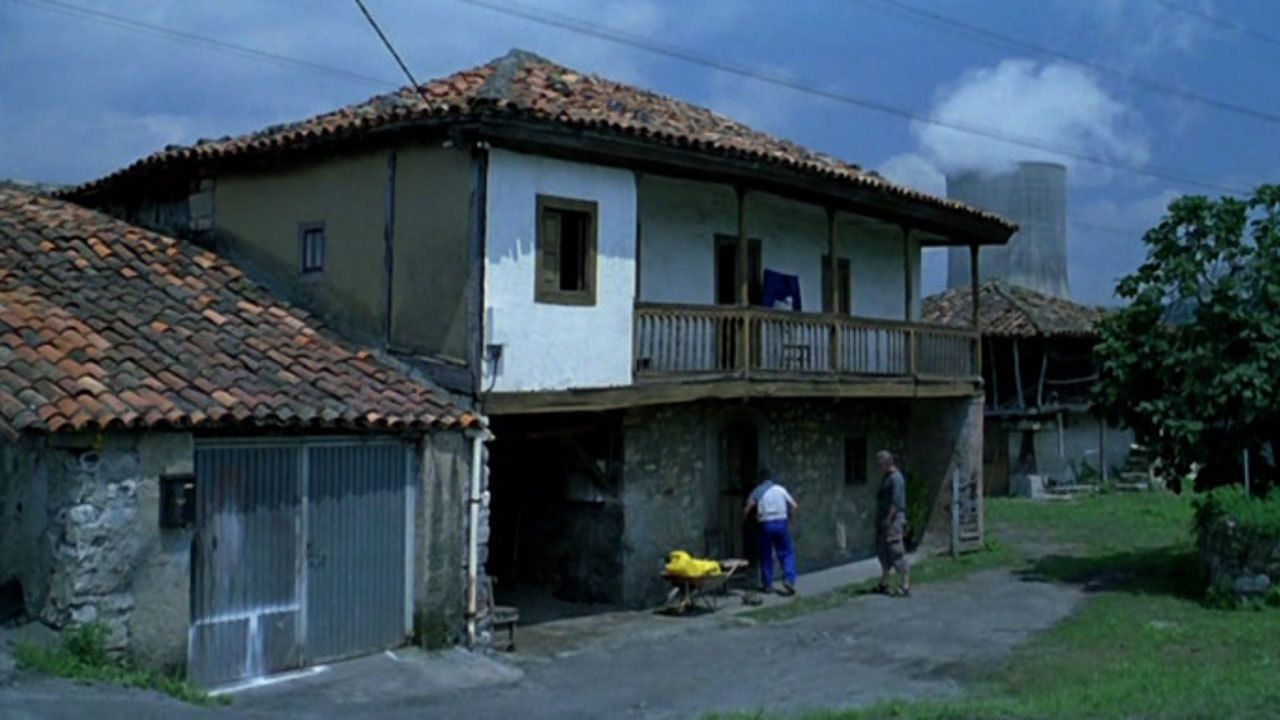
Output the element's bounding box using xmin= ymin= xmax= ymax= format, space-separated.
xmin=0 ymin=189 xmax=487 ymax=687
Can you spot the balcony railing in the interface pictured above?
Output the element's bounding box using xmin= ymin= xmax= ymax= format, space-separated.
xmin=633 ymin=302 xmax=978 ymax=382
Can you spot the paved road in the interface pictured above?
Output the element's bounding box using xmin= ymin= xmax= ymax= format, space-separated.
xmin=0 ymin=562 xmax=1083 ymax=720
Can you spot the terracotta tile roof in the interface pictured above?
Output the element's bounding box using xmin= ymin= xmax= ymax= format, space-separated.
xmin=0 ymin=188 xmax=474 ymax=437
xmin=65 ymin=49 xmax=1012 ymax=232
xmin=921 ymin=281 xmax=1110 ymax=339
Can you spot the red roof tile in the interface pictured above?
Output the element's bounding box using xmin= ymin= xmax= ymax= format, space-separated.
xmin=65 ymin=50 xmax=1012 ymax=232
xmin=921 ymin=281 xmax=1110 ymax=339
xmin=0 ymin=188 xmax=472 ymax=437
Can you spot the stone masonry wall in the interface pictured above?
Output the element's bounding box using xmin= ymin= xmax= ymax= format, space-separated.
xmin=416 ymin=429 xmax=488 ymax=646
xmin=0 ymin=432 xmax=194 ymax=669
xmin=621 ymin=398 xmax=911 ymax=607
xmin=1199 ymin=519 xmax=1280 ymax=601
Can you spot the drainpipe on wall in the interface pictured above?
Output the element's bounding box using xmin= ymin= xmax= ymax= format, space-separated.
xmin=465 ymin=423 xmax=491 ymax=648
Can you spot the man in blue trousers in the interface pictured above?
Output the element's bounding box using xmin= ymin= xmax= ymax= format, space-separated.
xmin=744 ymin=467 xmax=798 ymax=596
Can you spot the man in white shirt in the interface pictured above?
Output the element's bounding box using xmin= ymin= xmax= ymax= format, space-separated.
xmin=744 ymin=467 xmax=799 ymax=595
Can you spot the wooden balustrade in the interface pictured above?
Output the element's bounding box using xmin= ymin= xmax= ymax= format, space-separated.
xmin=634 ymin=303 xmax=977 ymax=382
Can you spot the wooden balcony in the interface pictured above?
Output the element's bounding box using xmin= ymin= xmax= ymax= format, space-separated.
xmin=633 ymin=302 xmax=979 ymax=383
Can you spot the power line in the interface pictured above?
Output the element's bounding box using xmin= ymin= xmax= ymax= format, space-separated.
xmin=10 ymin=0 xmax=398 ymax=89
xmin=862 ymin=0 xmax=1280 ymax=127
xmin=351 ymin=0 xmax=421 ymax=90
xmin=454 ymin=0 xmax=1248 ymax=196
xmin=1148 ymin=0 xmax=1280 ymax=50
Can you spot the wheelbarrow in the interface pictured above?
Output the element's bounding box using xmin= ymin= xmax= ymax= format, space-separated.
xmin=661 ymin=558 xmax=749 ymax=615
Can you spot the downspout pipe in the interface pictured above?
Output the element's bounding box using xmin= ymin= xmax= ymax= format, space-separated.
xmin=465 ymin=422 xmax=491 ymax=648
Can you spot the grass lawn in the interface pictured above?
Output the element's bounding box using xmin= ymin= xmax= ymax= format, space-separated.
xmin=747 ymin=493 xmax=1280 ymax=719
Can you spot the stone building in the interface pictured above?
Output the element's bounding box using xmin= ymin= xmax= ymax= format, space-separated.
xmin=65 ymin=50 xmax=1012 ymax=616
xmin=922 ymin=280 xmax=1133 ymax=496
xmin=0 ymin=189 xmax=485 ymax=687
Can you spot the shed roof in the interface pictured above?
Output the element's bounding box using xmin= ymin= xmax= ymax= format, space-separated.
xmin=65 ymin=49 xmax=1013 ymax=236
xmin=0 ymin=188 xmax=474 ymax=437
xmin=920 ymin=281 xmax=1110 ymax=339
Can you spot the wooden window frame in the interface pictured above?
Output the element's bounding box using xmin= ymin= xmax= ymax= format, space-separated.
xmin=822 ymin=254 xmax=852 ymax=314
xmin=298 ymin=221 xmax=326 ymax=275
xmin=844 ymin=435 xmax=868 ymax=486
xmin=535 ymin=194 xmax=599 ymax=306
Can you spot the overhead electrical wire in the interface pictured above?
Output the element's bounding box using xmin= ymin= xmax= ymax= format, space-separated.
xmin=861 ymin=0 xmax=1280 ymax=127
xmin=10 ymin=0 xmax=399 ymax=89
xmin=454 ymin=0 xmax=1249 ymax=196
xmin=1147 ymin=0 xmax=1280 ymax=50
xmin=7 ymin=0 xmax=1254 ymax=197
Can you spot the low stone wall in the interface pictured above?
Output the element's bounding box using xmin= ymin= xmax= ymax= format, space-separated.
xmin=1199 ymin=518 xmax=1280 ymax=600
xmin=0 ymin=431 xmax=194 ymax=669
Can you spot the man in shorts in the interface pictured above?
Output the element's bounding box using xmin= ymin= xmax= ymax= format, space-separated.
xmin=875 ymin=450 xmax=910 ymax=596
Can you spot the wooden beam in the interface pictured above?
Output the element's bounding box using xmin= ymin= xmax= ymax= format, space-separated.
xmin=1037 ymin=340 xmax=1048 ymax=409
xmin=737 ymin=186 xmax=749 ymax=307
xmin=1012 ymin=338 xmax=1025 ymax=409
xmin=484 ymin=377 xmax=980 ymax=415
xmin=902 ymin=225 xmax=914 ymax=322
xmin=969 ymin=244 xmax=981 ymax=329
xmin=828 ymin=208 xmax=839 ymax=373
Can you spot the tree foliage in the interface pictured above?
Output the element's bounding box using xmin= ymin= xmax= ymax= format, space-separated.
xmin=1095 ymin=186 xmax=1280 ymax=493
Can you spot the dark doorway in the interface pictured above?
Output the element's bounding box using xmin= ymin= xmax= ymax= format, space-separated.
xmin=718 ymin=420 xmax=760 ymax=565
xmin=486 ymin=413 xmax=624 ymax=624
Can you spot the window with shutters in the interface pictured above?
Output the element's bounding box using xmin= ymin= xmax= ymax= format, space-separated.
xmin=535 ymin=195 xmax=598 ymax=305
xmin=822 ymin=254 xmax=851 ymax=314
xmin=299 ymin=222 xmax=325 ymax=274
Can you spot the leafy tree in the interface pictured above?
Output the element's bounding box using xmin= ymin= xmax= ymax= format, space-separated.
xmin=1095 ymin=186 xmax=1280 ymax=493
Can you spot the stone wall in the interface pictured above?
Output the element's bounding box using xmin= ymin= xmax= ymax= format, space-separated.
xmin=620 ymin=398 xmax=912 ymax=606
xmin=911 ymin=396 xmax=983 ymax=552
xmin=0 ymin=431 xmax=194 ymax=669
xmin=1199 ymin=518 xmax=1280 ymax=601
xmin=416 ymin=429 xmax=487 ymax=646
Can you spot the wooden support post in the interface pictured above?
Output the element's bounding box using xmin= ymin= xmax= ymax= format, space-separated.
xmin=988 ymin=337 xmax=999 ymax=408
xmin=970 ymin=244 xmax=981 ymax=375
xmin=1100 ymin=419 xmax=1108 ymax=483
xmin=1012 ymin=339 xmax=1025 ymax=409
xmin=1037 ymin=340 xmax=1048 ymax=409
xmin=736 ymin=187 xmax=750 ymax=375
xmin=737 ymin=186 xmax=749 ymax=308
xmin=827 ymin=208 xmax=839 ymax=373
xmin=902 ymin=226 xmax=914 ymax=321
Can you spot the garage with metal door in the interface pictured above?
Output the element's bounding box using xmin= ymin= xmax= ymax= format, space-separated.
xmin=189 ymin=438 xmax=413 ymax=687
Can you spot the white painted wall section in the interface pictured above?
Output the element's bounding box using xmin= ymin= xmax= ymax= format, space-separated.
xmin=637 ymin=175 xmax=732 ymax=305
xmin=484 ymin=149 xmax=637 ymax=392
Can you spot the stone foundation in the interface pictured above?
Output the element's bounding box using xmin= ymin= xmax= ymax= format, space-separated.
xmin=620 ymin=397 xmax=950 ymax=607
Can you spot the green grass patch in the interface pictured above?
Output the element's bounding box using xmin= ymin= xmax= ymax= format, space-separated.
xmin=15 ymin=623 xmax=223 ymax=706
xmin=786 ymin=493 xmax=1280 ymax=719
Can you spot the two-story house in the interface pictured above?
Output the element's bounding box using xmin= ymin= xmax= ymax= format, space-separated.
xmin=68 ymin=49 xmax=1014 ymax=612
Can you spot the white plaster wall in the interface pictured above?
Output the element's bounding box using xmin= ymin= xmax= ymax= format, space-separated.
xmin=637 ymin=175 xmax=733 ymax=305
xmin=484 ymin=149 xmax=637 ymax=391
xmin=638 ymin=175 xmax=918 ymax=319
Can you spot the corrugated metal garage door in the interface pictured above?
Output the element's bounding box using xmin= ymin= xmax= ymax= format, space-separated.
xmin=189 ymin=439 xmax=411 ymax=687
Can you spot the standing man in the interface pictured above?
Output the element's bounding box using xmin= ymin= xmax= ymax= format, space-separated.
xmin=875 ymin=450 xmax=911 ymax=596
xmin=744 ymin=467 xmax=798 ymax=596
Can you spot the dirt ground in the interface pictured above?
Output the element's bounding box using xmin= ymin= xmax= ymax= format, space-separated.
xmin=0 ymin=534 xmax=1084 ymax=719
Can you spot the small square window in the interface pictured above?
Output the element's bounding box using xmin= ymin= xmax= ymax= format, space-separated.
xmin=299 ymin=222 xmax=325 ymax=274
xmin=160 ymin=474 xmax=195 ymax=529
xmin=844 ymin=436 xmax=868 ymax=486
xmin=536 ymin=195 xmax=597 ymax=305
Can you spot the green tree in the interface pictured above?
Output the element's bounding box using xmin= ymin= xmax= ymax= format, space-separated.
xmin=1094 ymin=186 xmax=1280 ymax=493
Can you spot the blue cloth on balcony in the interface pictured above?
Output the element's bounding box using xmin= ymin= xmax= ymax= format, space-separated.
xmin=761 ymin=269 xmax=802 ymax=311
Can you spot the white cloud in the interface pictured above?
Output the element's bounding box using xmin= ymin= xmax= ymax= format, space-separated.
xmin=1053 ymin=0 xmax=1215 ymax=61
xmin=913 ymin=59 xmax=1149 ymax=183
xmin=877 ymin=152 xmax=945 ymax=197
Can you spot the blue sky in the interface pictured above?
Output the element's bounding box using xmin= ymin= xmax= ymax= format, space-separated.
xmin=3 ymin=0 xmax=1278 ymax=305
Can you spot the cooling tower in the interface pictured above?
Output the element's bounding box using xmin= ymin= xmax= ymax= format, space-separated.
xmin=946 ymin=161 xmax=1070 ymax=299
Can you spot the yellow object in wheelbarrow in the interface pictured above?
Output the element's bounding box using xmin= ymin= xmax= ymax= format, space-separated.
xmin=664 ymin=550 xmax=723 ymax=578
